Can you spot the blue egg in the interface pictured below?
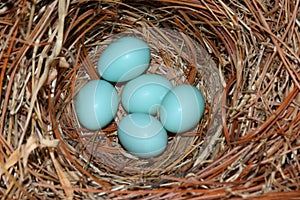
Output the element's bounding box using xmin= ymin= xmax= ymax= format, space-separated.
xmin=121 ymin=74 xmax=172 ymax=115
xmin=159 ymin=84 xmax=205 ymax=133
xmin=75 ymin=80 xmax=119 ymax=130
xmin=118 ymin=113 xmax=168 ymax=158
xmin=98 ymin=36 xmax=151 ymax=82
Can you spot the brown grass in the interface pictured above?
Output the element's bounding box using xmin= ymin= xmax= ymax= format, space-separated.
xmin=0 ymin=0 xmax=299 ymax=199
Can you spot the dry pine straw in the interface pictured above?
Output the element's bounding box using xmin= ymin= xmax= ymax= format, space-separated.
xmin=0 ymin=0 xmax=299 ymax=199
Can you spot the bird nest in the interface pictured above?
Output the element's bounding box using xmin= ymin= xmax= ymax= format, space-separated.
xmin=71 ymin=27 xmax=223 ymax=175
xmin=0 ymin=0 xmax=299 ymax=199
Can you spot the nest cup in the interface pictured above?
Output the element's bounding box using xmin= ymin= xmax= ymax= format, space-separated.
xmin=71 ymin=27 xmax=223 ymax=175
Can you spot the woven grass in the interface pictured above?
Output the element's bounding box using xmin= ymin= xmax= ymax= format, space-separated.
xmin=0 ymin=0 xmax=299 ymax=199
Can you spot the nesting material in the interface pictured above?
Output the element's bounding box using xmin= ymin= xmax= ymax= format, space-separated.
xmin=0 ymin=0 xmax=299 ymax=199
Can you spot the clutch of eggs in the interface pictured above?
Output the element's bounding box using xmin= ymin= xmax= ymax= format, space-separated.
xmin=74 ymin=36 xmax=205 ymax=158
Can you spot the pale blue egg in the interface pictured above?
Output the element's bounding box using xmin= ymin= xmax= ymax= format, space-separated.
xmin=75 ymin=80 xmax=119 ymax=130
xmin=118 ymin=113 xmax=168 ymax=158
xmin=97 ymin=36 xmax=151 ymax=82
xmin=159 ymin=84 xmax=205 ymax=133
xmin=121 ymin=74 xmax=172 ymax=115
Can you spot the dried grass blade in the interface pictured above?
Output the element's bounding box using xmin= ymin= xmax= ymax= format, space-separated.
xmin=50 ymin=151 xmax=74 ymax=200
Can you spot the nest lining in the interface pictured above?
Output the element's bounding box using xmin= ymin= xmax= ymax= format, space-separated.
xmin=67 ymin=27 xmax=223 ymax=177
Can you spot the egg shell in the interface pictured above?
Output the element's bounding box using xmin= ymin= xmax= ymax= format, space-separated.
xmin=159 ymin=84 xmax=205 ymax=133
xmin=118 ymin=113 xmax=168 ymax=158
xmin=98 ymin=36 xmax=151 ymax=82
xmin=121 ymin=74 xmax=172 ymax=115
xmin=75 ymin=80 xmax=119 ymax=130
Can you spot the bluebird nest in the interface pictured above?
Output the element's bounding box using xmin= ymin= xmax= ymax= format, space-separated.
xmin=0 ymin=0 xmax=299 ymax=199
